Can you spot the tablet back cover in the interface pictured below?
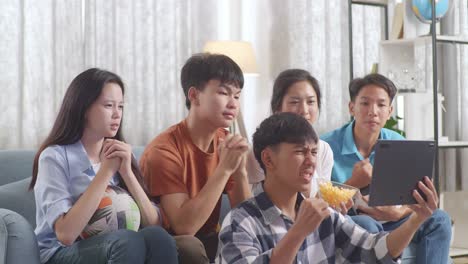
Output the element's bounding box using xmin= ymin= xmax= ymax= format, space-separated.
xmin=368 ymin=140 xmax=435 ymax=206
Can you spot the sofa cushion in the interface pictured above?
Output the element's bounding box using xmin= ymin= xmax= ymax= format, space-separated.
xmin=0 ymin=150 xmax=35 ymax=186
xmin=0 ymin=177 xmax=36 ymax=228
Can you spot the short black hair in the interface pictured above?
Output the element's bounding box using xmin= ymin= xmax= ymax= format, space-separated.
xmin=271 ymin=69 xmax=322 ymax=113
xmin=180 ymin=53 xmax=244 ymax=109
xmin=349 ymin=73 xmax=397 ymax=102
xmin=253 ymin=112 xmax=318 ymax=172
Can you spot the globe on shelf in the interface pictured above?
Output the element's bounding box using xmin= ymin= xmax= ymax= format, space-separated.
xmin=411 ymin=0 xmax=453 ymax=24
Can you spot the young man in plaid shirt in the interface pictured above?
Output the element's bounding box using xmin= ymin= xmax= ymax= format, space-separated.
xmin=216 ymin=112 xmax=440 ymax=263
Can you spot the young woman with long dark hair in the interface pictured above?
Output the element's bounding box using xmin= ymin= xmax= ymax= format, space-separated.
xmin=248 ymin=69 xmax=334 ymax=198
xmin=31 ymin=68 xmax=177 ymax=264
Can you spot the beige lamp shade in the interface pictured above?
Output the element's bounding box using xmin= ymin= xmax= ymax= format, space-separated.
xmin=203 ymin=41 xmax=258 ymax=75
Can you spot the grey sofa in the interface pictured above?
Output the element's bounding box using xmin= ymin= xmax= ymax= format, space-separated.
xmin=0 ymin=147 xmax=231 ymax=264
xmin=0 ymin=148 xmax=150 ymax=264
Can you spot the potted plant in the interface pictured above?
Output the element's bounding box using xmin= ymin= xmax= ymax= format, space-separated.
xmin=384 ymin=116 xmax=405 ymax=137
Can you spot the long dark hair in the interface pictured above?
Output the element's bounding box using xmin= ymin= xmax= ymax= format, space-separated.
xmin=30 ymin=68 xmax=148 ymax=195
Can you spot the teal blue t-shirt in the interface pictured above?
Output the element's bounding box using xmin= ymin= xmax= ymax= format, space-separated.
xmin=321 ymin=121 xmax=405 ymax=184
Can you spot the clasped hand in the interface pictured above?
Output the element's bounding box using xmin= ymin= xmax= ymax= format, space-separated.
xmin=99 ymin=139 xmax=132 ymax=176
xmin=218 ymin=134 xmax=249 ymax=176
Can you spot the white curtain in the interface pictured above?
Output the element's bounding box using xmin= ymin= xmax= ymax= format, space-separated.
xmin=241 ymin=0 xmax=382 ymax=138
xmin=1 ymin=0 xmax=380 ymax=149
xmin=440 ymin=0 xmax=468 ymax=191
xmin=1 ymin=0 xmax=84 ymax=149
xmin=83 ymin=0 xmax=225 ymax=145
xmin=0 ymin=0 xmax=219 ymax=149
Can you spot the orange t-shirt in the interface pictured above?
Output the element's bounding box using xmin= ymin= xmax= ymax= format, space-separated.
xmin=140 ymin=119 xmax=231 ymax=235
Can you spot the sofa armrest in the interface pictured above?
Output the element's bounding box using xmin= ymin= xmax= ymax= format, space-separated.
xmin=0 ymin=178 xmax=36 ymax=227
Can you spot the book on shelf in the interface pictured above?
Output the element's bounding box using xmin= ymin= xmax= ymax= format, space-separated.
xmin=390 ymin=3 xmax=404 ymax=40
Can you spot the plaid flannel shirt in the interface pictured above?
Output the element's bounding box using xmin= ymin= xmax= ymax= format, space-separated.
xmin=216 ymin=185 xmax=399 ymax=264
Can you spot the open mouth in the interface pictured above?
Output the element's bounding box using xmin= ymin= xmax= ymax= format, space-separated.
xmin=301 ymin=171 xmax=313 ymax=182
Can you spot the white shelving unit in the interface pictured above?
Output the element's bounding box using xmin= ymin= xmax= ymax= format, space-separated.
xmin=379 ymin=35 xmax=468 ymax=258
xmin=379 ymin=37 xmax=433 ymax=93
xmin=379 ymin=35 xmax=468 ymax=159
xmin=350 ymin=0 xmax=468 ymax=258
xmin=380 ymin=35 xmax=468 ymax=146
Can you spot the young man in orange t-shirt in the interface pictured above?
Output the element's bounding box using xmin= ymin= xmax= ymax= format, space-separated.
xmin=140 ymin=53 xmax=252 ymax=263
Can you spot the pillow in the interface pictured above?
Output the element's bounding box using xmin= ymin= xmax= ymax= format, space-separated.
xmin=80 ymin=185 xmax=140 ymax=239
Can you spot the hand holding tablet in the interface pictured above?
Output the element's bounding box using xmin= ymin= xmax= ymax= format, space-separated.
xmin=407 ymin=176 xmax=439 ymax=222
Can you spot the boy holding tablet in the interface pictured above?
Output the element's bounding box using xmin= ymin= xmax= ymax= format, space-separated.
xmin=321 ymin=73 xmax=451 ymax=263
xmin=218 ymin=112 xmax=442 ymax=263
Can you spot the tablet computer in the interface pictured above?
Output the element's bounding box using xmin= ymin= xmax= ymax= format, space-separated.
xmin=368 ymin=140 xmax=435 ymax=206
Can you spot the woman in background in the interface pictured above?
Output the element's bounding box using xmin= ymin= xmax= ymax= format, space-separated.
xmin=248 ymin=69 xmax=335 ymax=200
xmin=30 ymin=68 xmax=177 ymax=264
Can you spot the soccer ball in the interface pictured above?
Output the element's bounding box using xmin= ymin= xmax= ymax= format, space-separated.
xmin=80 ymin=185 xmax=141 ymax=239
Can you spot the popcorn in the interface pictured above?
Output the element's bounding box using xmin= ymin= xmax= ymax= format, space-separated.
xmin=318 ymin=181 xmax=357 ymax=207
